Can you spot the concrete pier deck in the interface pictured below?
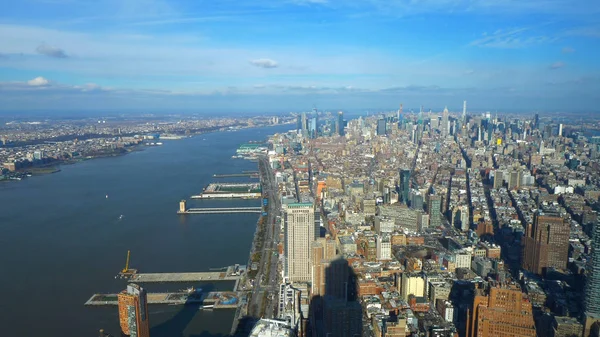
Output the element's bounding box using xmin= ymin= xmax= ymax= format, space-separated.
xmin=129 ymin=271 xmax=241 ymax=283
xmin=84 ymin=291 xmax=240 ymax=308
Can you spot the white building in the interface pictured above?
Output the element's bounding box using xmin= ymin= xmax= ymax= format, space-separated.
xmin=375 ymin=216 xmax=395 ymax=234
xmin=377 ymin=235 xmax=392 ymax=261
xmin=453 ymin=253 xmax=472 ymax=269
xmin=401 ymin=273 xmax=425 ymax=301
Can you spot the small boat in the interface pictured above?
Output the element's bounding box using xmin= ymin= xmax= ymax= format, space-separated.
xmin=119 ymin=215 xmax=124 ymax=220
xmin=106 ymin=195 xmax=109 ymax=199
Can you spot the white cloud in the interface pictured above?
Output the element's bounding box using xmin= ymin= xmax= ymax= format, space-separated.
xmin=561 ymin=47 xmax=575 ymax=53
xmin=549 ymin=61 xmax=565 ymax=69
xmin=27 ymin=77 xmax=50 ymax=86
xmin=250 ymin=58 xmax=278 ymax=69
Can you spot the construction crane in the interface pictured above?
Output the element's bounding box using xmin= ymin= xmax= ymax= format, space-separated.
xmin=122 ymin=250 xmax=131 ymax=273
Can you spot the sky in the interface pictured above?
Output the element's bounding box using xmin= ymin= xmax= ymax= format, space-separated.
xmin=0 ymin=0 xmax=599 ymax=113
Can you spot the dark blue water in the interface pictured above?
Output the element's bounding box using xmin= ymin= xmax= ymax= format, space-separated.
xmin=0 ymin=124 xmax=292 ymax=337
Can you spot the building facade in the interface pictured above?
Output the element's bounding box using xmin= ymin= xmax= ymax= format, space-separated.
xmin=285 ymin=203 xmax=315 ymax=283
xmin=467 ymin=286 xmax=536 ymax=337
xmin=117 ymin=283 xmax=150 ymax=337
xmin=522 ymin=212 xmax=570 ymax=275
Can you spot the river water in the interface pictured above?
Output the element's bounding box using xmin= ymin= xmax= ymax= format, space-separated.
xmin=0 ymin=124 xmax=291 ymax=337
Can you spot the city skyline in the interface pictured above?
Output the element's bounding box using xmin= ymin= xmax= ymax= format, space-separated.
xmin=1 ymin=0 xmax=599 ymax=111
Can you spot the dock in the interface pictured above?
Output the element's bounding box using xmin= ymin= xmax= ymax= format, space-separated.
xmin=84 ymin=291 xmax=240 ymax=308
xmin=192 ymin=182 xmax=262 ymax=199
xmin=213 ymin=173 xmax=259 ymax=178
xmin=129 ymin=271 xmax=241 ymax=283
xmin=178 ymin=207 xmax=262 ymax=214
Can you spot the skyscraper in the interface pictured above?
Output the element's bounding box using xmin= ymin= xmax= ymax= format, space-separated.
xmin=296 ymin=115 xmax=302 ymax=132
xmin=428 ymin=194 xmax=442 ymax=228
xmin=336 ymin=111 xmax=345 ymax=136
xmin=311 ymin=237 xmax=337 ymax=296
xmin=442 ymin=106 xmax=449 ymax=137
xmin=301 ymin=112 xmax=308 ymax=137
xmin=522 ymin=212 xmax=570 ymax=275
xmin=585 ymin=222 xmax=600 ymax=316
xmin=467 ymin=286 xmax=536 ymax=337
xmin=399 ymin=169 xmax=410 ymax=205
xmin=463 ymin=100 xmax=467 ymax=122
xmin=285 ymin=203 xmax=315 ymax=283
xmin=377 ymin=118 xmax=386 ymax=136
xmin=118 ymin=284 xmax=150 ymax=337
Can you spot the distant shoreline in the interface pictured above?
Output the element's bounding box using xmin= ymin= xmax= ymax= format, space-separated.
xmin=1 ymin=123 xmax=289 ymax=184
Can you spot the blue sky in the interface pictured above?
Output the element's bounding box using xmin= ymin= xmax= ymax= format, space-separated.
xmin=0 ymin=0 xmax=599 ymax=112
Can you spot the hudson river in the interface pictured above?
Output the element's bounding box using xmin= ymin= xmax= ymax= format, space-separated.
xmin=0 ymin=124 xmax=291 ymax=337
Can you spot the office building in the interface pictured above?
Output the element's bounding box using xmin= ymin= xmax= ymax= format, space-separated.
xmin=376 ymin=235 xmax=392 ymax=260
xmin=399 ymin=169 xmax=410 ymax=205
xmin=428 ymin=194 xmax=442 ymax=228
xmin=401 ymin=273 xmax=424 ymax=301
xmin=586 ymin=222 xmax=600 ymax=317
xmin=301 ymin=112 xmax=308 ymax=137
xmin=467 ymin=286 xmax=536 ymax=337
xmin=442 ymin=107 xmax=449 ymax=137
xmin=311 ymin=238 xmax=336 ymax=297
xmin=410 ymin=189 xmax=424 ymax=211
xmin=337 ymin=111 xmax=345 ymax=136
xmin=285 ymin=203 xmax=315 ymax=283
xmin=309 ymin=117 xmax=317 ymax=139
xmin=522 ymin=212 xmax=570 ymax=275
xmin=249 ymin=319 xmax=294 ymax=337
xmin=118 ymin=284 xmax=150 ymax=337
xmin=377 ymin=118 xmax=386 ymax=136
xmin=296 ymin=115 xmax=302 ymax=132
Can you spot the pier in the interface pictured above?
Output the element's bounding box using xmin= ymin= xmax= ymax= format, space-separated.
xmin=179 ymin=207 xmax=262 ymax=214
xmin=84 ymin=291 xmax=240 ymax=308
xmin=213 ymin=173 xmax=259 ymax=178
xmin=129 ymin=271 xmax=242 ymax=283
xmin=191 ymin=182 xmax=262 ymax=199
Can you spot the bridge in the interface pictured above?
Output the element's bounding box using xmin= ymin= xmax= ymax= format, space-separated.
xmin=179 ymin=207 xmax=262 ymax=214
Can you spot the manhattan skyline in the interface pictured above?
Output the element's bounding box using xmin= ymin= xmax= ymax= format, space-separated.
xmin=0 ymin=0 xmax=599 ymax=112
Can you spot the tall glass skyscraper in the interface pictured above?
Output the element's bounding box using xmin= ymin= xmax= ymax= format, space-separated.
xmin=399 ymin=169 xmax=410 ymax=205
xmin=585 ymin=222 xmax=600 ymax=315
xmin=337 ymin=111 xmax=344 ymax=136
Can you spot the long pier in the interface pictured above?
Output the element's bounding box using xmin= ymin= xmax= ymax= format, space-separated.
xmin=213 ymin=173 xmax=259 ymax=178
xmin=178 ymin=207 xmax=262 ymax=214
xmin=84 ymin=291 xmax=239 ymax=308
xmin=129 ymin=271 xmax=242 ymax=283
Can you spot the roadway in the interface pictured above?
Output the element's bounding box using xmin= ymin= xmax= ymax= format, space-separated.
xmin=247 ymin=155 xmax=282 ymax=319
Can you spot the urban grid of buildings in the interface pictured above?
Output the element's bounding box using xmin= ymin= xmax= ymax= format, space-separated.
xmin=6 ymin=106 xmax=600 ymax=337
xmin=257 ymin=104 xmax=600 ymax=337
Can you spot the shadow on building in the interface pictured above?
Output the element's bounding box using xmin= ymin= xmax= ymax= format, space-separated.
xmin=307 ymin=256 xmax=363 ymax=337
xmin=148 ymin=283 xmax=235 ymax=337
